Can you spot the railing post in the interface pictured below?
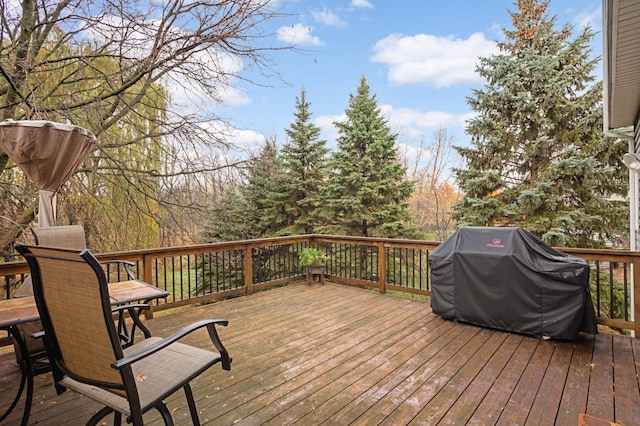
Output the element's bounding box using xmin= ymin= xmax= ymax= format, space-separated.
xmin=142 ymin=253 xmax=154 ymax=319
xmin=378 ymin=241 xmax=386 ymax=294
xmin=634 ymin=252 xmax=640 ymax=337
xmin=142 ymin=253 xmax=153 ymax=285
xmin=245 ymin=245 xmax=254 ymax=296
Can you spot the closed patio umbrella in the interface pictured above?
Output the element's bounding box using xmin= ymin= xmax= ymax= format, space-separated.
xmin=0 ymin=120 xmax=97 ymax=227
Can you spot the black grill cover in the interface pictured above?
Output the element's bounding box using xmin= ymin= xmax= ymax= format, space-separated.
xmin=429 ymin=226 xmax=597 ymax=340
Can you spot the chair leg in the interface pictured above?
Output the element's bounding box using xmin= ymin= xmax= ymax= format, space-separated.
xmin=155 ymin=401 xmax=174 ymax=426
xmin=184 ymin=384 xmax=201 ymax=426
xmin=113 ymin=412 xmax=122 ymax=426
xmin=87 ymin=406 xmax=115 ymax=426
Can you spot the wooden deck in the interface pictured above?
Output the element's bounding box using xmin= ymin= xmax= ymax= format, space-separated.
xmin=1 ymin=282 xmax=640 ymax=425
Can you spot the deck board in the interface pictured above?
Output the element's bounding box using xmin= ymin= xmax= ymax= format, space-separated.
xmin=467 ymin=336 xmax=538 ymax=425
xmin=611 ymin=334 xmax=640 ymax=425
xmin=525 ymin=342 xmax=574 ymax=425
xmin=1 ymin=282 xmax=639 ymax=425
xmin=288 ymin=318 xmax=451 ymax=425
xmin=587 ymin=333 xmax=615 ymax=421
xmin=407 ymin=331 xmax=510 ymax=425
xmin=555 ymin=336 xmax=594 ymax=425
xmin=438 ymin=332 xmax=523 ymax=425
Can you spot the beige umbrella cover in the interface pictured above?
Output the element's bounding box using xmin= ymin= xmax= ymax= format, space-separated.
xmin=0 ymin=120 xmax=97 ymax=226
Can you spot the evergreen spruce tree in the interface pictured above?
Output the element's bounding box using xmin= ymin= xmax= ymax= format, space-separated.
xmin=200 ymin=140 xmax=283 ymax=242
xmin=270 ymin=88 xmax=329 ymax=235
xmin=241 ymin=139 xmax=284 ymax=237
xmin=453 ymin=0 xmax=627 ymax=248
xmin=200 ymin=188 xmax=257 ymax=242
xmin=196 ymin=187 xmax=248 ymax=295
xmin=319 ymin=76 xmax=416 ymax=237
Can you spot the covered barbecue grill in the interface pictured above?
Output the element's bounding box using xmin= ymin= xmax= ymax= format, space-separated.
xmin=429 ymin=226 xmax=597 ymax=340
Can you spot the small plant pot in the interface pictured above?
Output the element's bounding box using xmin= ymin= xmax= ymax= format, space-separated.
xmin=306 ymin=260 xmax=325 ymax=284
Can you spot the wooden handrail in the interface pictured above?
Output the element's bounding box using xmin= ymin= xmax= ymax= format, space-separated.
xmin=2 ymin=234 xmax=640 ymax=337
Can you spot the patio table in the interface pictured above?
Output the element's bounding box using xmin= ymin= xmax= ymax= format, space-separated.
xmin=0 ymin=279 xmax=168 ymax=425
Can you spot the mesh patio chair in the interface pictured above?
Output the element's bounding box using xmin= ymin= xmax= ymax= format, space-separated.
xmin=13 ymin=225 xmax=91 ymax=371
xmin=33 ymin=224 xmax=87 ymax=248
xmin=16 ymin=244 xmax=232 ymax=426
xmin=32 ymin=224 xmax=138 ymax=285
xmin=13 ymin=225 xmax=139 ymax=368
xmin=15 ymin=225 xmax=88 ymax=298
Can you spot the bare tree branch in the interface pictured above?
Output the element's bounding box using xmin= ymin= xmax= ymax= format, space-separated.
xmin=0 ymin=0 xmax=290 ymax=254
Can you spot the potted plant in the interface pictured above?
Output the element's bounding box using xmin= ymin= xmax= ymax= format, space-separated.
xmin=298 ymin=247 xmax=327 ymax=284
xmin=298 ymin=247 xmax=327 ymax=267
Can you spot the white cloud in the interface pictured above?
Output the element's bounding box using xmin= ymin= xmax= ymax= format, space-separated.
xmin=277 ymin=24 xmax=324 ymax=46
xmin=380 ymin=105 xmax=460 ymax=130
xmin=456 ymin=112 xmax=477 ymax=129
xmin=168 ymin=80 xmax=250 ymax=114
xmin=312 ymin=9 xmax=347 ymax=28
xmin=227 ymin=128 xmax=267 ymax=151
xmin=315 ymin=113 xmax=345 ymax=143
xmin=201 ymin=121 xmax=267 ymax=155
xmin=488 ymin=22 xmax=503 ymax=39
xmin=314 ymin=106 xmax=469 ymax=149
xmin=351 ymin=0 xmax=373 ymax=9
xmin=165 ymin=51 xmax=250 ymax=117
xmin=574 ymin=7 xmax=601 ymax=31
xmin=371 ymin=32 xmax=499 ymax=87
xmin=397 ymin=142 xmax=432 ymax=170
xmin=83 ymin=13 xmax=251 ymax=113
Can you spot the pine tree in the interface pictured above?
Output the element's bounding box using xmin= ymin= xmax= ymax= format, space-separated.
xmin=453 ymin=0 xmax=627 ymax=248
xmin=319 ymin=76 xmax=416 ymax=237
xmin=241 ymin=139 xmax=284 ymax=237
xmin=200 ymin=188 xmax=257 ymax=242
xmin=203 ymin=140 xmax=283 ymax=242
xmin=270 ymin=88 xmax=329 ymax=235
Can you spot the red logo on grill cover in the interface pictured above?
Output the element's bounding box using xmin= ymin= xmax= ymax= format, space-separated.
xmin=486 ymin=238 xmax=505 ymax=248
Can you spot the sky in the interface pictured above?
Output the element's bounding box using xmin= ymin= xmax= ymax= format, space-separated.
xmin=202 ymin=0 xmax=604 ymax=171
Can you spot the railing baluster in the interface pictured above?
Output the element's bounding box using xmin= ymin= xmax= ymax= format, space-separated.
xmin=623 ymin=263 xmax=629 ymax=322
xmin=596 ymin=261 xmax=601 ymax=317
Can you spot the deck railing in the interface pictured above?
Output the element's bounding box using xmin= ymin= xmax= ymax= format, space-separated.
xmin=2 ymin=235 xmax=639 ymax=337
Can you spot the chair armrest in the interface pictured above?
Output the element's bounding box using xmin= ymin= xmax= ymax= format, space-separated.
xmin=111 ymin=319 xmax=230 ymax=370
xmin=111 ymin=304 xmax=150 ymax=315
xmin=101 ymin=260 xmax=137 ymax=280
xmin=111 ymin=304 xmax=152 ymax=344
xmin=206 ymin=320 xmax=232 ymax=370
